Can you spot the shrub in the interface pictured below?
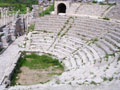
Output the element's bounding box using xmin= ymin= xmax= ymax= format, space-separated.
xmin=103 ymin=17 xmax=110 ymax=20
xmin=39 ymin=4 xmax=54 ymax=17
xmin=103 ymin=77 xmax=107 ymax=81
xmin=28 ymin=24 xmax=35 ymax=32
xmin=90 ymin=81 xmax=97 ymax=85
xmin=92 ymin=1 xmax=97 ymax=3
xmin=99 ymin=2 xmax=106 ymax=5
xmin=109 ymin=77 xmax=113 ymax=81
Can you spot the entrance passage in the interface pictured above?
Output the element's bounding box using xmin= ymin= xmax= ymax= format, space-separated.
xmin=57 ymin=3 xmax=66 ymax=14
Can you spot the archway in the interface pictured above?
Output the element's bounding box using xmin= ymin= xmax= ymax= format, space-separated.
xmin=57 ymin=3 xmax=66 ymax=14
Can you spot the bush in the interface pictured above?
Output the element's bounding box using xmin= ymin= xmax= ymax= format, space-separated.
xmin=39 ymin=4 xmax=54 ymax=17
xmin=28 ymin=24 xmax=35 ymax=32
xmin=99 ymin=2 xmax=107 ymax=5
xmin=92 ymin=1 xmax=97 ymax=3
xmin=103 ymin=17 xmax=110 ymax=20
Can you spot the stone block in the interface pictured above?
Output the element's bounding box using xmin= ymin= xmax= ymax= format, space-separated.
xmin=1 ymin=36 xmax=9 ymax=48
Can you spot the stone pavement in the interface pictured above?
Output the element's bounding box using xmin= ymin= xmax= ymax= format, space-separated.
xmin=0 ymin=36 xmax=24 ymax=85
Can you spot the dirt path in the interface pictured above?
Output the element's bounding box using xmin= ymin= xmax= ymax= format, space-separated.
xmin=16 ymin=66 xmax=63 ymax=85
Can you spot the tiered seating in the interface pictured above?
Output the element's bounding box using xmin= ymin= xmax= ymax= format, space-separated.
xmin=68 ymin=3 xmax=80 ymax=14
xmin=35 ymin=15 xmax=69 ymax=33
xmin=76 ymin=3 xmax=109 ymax=17
xmin=9 ymin=15 xmax=120 ymax=90
xmin=28 ymin=15 xmax=69 ymax=52
xmin=66 ymin=17 xmax=115 ymax=41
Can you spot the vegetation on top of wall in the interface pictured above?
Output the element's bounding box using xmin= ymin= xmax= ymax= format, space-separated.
xmin=39 ymin=4 xmax=54 ymax=17
xmin=27 ymin=24 xmax=35 ymax=33
xmin=99 ymin=2 xmax=116 ymax=6
xmin=92 ymin=1 xmax=97 ymax=3
xmin=103 ymin=17 xmax=110 ymax=20
xmin=0 ymin=0 xmax=38 ymax=14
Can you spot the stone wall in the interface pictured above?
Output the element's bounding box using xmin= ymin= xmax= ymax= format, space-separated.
xmin=54 ymin=1 xmax=71 ymax=15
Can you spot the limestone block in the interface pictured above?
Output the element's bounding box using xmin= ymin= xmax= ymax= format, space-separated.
xmin=3 ymin=27 xmax=9 ymax=36
xmin=1 ymin=36 xmax=9 ymax=48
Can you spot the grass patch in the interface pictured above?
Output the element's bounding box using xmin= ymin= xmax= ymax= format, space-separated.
xmin=99 ymin=2 xmax=107 ymax=5
xmin=103 ymin=17 xmax=110 ymax=20
xmin=103 ymin=77 xmax=113 ymax=82
xmin=103 ymin=77 xmax=107 ymax=81
xmin=90 ymin=81 xmax=97 ymax=85
xmin=109 ymin=77 xmax=113 ymax=81
xmin=88 ymin=38 xmax=98 ymax=45
xmin=99 ymin=2 xmax=116 ymax=6
xmin=105 ymin=54 xmax=115 ymax=59
xmin=11 ymin=53 xmax=64 ymax=86
xmin=23 ymin=53 xmax=64 ymax=70
xmin=27 ymin=24 xmax=35 ymax=34
xmin=39 ymin=4 xmax=54 ymax=17
xmin=92 ymin=1 xmax=97 ymax=3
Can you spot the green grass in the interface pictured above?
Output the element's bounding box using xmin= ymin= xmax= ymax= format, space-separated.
xmin=23 ymin=54 xmax=64 ymax=70
xmin=39 ymin=4 xmax=54 ymax=17
xmin=109 ymin=77 xmax=113 ymax=81
xmin=0 ymin=3 xmax=27 ymax=14
xmin=99 ymin=2 xmax=107 ymax=5
xmin=103 ymin=17 xmax=110 ymax=20
xmin=105 ymin=54 xmax=115 ymax=59
xmin=103 ymin=77 xmax=113 ymax=82
xmin=8 ymin=11 xmax=17 ymax=15
xmin=90 ymin=81 xmax=97 ymax=85
xmin=92 ymin=1 xmax=97 ymax=3
xmin=27 ymin=24 xmax=35 ymax=33
xmin=99 ymin=2 xmax=116 ymax=6
xmin=103 ymin=77 xmax=107 ymax=81
xmin=88 ymin=38 xmax=98 ymax=45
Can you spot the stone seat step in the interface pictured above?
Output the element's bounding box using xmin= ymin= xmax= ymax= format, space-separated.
xmin=62 ymin=59 xmax=72 ymax=69
xmin=67 ymin=32 xmax=94 ymax=39
xmin=107 ymin=33 xmax=120 ymax=43
xmin=51 ymin=50 xmax=66 ymax=59
xmin=90 ymin=44 xmax=106 ymax=57
xmin=95 ymin=41 xmax=113 ymax=54
xmin=110 ymin=30 xmax=120 ymax=37
xmin=82 ymin=48 xmax=94 ymax=64
xmin=74 ymin=55 xmax=83 ymax=66
xmin=86 ymin=46 xmax=100 ymax=60
xmin=77 ymin=51 xmax=89 ymax=64
xmin=100 ymin=39 xmax=119 ymax=52
xmin=115 ymin=28 xmax=120 ymax=33
xmin=55 ymin=45 xmax=72 ymax=54
xmin=67 ymin=32 xmax=93 ymax=40
xmin=104 ymin=35 xmax=120 ymax=48
xmin=69 ymin=30 xmax=101 ymax=36
xmin=71 ymin=27 xmax=102 ymax=34
xmin=56 ymin=43 xmax=75 ymax=52
xmin=69 ymin=56 xmax=77 ymax=69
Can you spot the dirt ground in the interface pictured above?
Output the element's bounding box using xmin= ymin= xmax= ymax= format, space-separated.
xmin=16 ymin=66 xmax=63 ymax=85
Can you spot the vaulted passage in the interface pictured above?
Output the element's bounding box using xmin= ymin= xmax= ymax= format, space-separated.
xmin=57 ymin=3 xmax=66 ymax=14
